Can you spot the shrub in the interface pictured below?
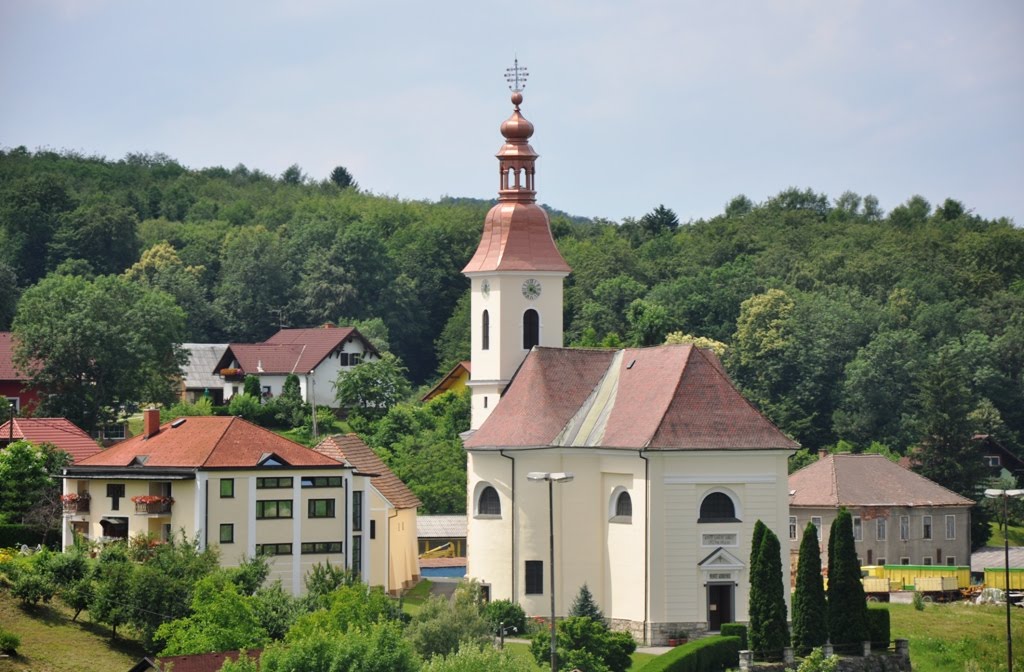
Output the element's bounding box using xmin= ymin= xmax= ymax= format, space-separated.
xmin=421 ymin=643 xmax=535 ymax=672
xmin=228 ymin=393 xmax=263 ymax=422
xmin=787 ymin=646 xmax=839 ymax=672
xmin=483 ymin=599 xmax=527 ymax=636
xmin=637 ymin=635 xmax=741 ymax=672
xmin=530 ymin=616 xmax=635 ymax=672
xmin=569 ymin=582 xmax=605 ymax=624
xmin=720 ymin=623 xmax=747 ymax=650
xmin=0 ymin=627 xmax=21 ymax=654
xmin=12 ymin=570 xmax=53 ymax=605
xmin=912 ymin=591 xmax=925 ymax=611
xmin=865 ymin=608 xmax=891 ymax=648
xmin=0 ymin=523 xmax=54 ymax=549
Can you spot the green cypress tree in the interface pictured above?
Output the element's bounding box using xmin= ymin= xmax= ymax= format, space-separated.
xmin=826 ymin=509 xmax=868 ymax=650
xmin=749 ymin=526 xmax=790 ymax=658
xmin=792 ymin=522 xmax=828 ymax=653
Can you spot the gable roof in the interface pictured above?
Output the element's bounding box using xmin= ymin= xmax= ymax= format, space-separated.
xmin=417 ymin=514 xmax=467 ymax=538
xmin=72 ymin=416 xmax=342 ymax=470
xmin=314 ymin=434 xmax=421 ymax=509
xmin=464 ymin=345 xmax=798 ymax=452
xmin=0 ymin=417 xmax=102 ymax=463
xmin=421 ymin=361 xmax=470 ymax=402
xmin=214 ymin=326 xmax=377 ymax=376
xmin=0 ymin=332 xmax=30 ymax=380
xmin=789 ymin=453 xmax=975 ymax=508
xmin=181 ymin=343 xmax=228 ymax=390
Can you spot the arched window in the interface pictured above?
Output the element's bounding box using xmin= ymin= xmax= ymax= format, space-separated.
xmin=477 ymin=485 xmax=501 ymax=517
xmin=523 ymin=309 xmax=539 ymax=349
xmin=609 ymin=487 xmax=632 ymax=523
xmin=699 ymin=492 xmax=738 ymax=523
xmin=482 ymin=310 xmax=490 ymax=351
xmin=616 ymin=491 xmax=632 ymax=517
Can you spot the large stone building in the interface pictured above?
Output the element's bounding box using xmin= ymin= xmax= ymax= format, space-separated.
xmin=461 ymin=81 xmax=797 ymax=644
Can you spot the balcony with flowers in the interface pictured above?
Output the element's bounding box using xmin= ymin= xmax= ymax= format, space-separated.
xmin=220 ymin=367 xmax=244 ymax=380
xmin=132 ymin=494 xmax=174 ymax=515
xmin=61 ymin=492 xmax=91 ymax=515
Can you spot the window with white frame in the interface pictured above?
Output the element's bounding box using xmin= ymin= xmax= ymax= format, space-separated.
xmin=923 ymin=515 xmax=932 ymax=540
xmin=877 ymin=557 xmax=886 ymax=566
xmin=945 ymin=514 xmax=956 ymax=540
xmin=900 ymin=557 xmax=910 ymax=565
xmin=877 ymin=518 xmax=887 ymax=541
xmin=610 ymin=488 xmax=632 ymax=524
xmin=789 ymin=516 xmax=798 ymax=541
xmin=4 ymin=397 xmax=18 ymax=413
xmin=853 ymin=516 xmax=862 ymax=541
xmin=900 ymin=515 xmax=909 ymax=541
xmin=985 ymin=455 xmax=1001 ymax=467
xmin=922 ymin=556 xmax=933 ymax=565
xmin=946 ymin=556 xmax=956 ymax=566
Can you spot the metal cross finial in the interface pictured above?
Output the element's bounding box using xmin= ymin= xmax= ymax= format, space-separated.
xmin=505 ymin=57 xmax=528 ymax=93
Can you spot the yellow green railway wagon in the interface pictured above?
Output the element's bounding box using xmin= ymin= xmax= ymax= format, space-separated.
xmin=882 ymin=564 xmax=970 ymax=590
xmin=983 ymin=567 xmax=1024 ymax=590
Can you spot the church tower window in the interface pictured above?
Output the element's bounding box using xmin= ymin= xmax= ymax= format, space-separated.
xmin=523 ymin=309 xmax=539 ymax=349
xmin=482 ymin=310 xmax=490 ymax=350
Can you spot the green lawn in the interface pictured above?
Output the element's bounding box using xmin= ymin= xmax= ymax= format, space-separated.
xmin=988 ymin=521 xmax=1024 ymax=548
xmin=0 ymin=590 xmax=146 ymax=672
xmin=400 ymin=578 xmax=434 ymax=617
xmin=886 ymin=601 xmax=1024 ymax=672
xmin=503 ymin=641 xmax=656 ymax=671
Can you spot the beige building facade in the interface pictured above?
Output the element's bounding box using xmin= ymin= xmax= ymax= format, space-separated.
xmin=62 ymin=412 xmax=371 ymax=595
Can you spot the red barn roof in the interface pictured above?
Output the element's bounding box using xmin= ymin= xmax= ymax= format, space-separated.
xmin=464 ymin=345 xmax=798 ymax=452
xmin=74 ymin=416 xmax=342 ymax=469
xmin=314 ymin=434 xmax=421 ymax=509
xmin=0 ymin=417 xmax=102 ymax=463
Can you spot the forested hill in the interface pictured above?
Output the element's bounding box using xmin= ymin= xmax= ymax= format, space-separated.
xmin=1 ymin=147 xmax=1022 ymax=459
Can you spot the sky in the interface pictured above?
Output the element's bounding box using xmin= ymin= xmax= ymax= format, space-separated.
xmin=2 ymin=1 xmax=1023 ymax=225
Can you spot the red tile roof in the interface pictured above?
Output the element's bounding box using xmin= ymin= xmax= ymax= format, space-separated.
xmin=465 ymin=345 xmax=798 ymax=451
xmin=314 ymin=434 xmax=421 ymax=509
xmin=74 ymin=416 xmax=342 ymax=469
xmin=462 ymin=203 xmax=571 ymax=273
xmin=215 ymin=326 xmax=377 ymax=375
xmin=0 ymin=332 xmax=30 ymax=380
xmin=789 ymin=454 xmax=974 ymax=507
xmin=0 ymin=417 xmax=102 ymax=463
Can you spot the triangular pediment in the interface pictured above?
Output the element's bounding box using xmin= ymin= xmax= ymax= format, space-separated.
xmin=258 ymin=452 xmax=289 ymax=467
xmin=698 ymin=547 xmax=744 ymax=570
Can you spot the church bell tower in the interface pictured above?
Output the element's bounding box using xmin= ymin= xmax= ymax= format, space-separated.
xmin=462 ymin=61 xmax=571 ymax=430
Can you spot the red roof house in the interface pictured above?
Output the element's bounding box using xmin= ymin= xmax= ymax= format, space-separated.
xmin=213 ymin=325 xmax=379 ymax=408
xmin=0 ymin=417 xmax=102 ymax=463
xmin=0 ymin=332 xmax=40 ymax=415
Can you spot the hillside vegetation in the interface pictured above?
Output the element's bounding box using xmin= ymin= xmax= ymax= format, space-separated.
xmin=2 ymin=147 xmax=1022 ymax=525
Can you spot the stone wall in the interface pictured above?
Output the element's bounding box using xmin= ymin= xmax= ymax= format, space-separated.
xmin=738 ymin=640 xmax=911 ymax=672
xmin=608 ymin=619 xmax=709 ymax=646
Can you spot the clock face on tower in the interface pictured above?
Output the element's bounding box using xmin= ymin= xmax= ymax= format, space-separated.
xmin=521 ymin=278 xmax=541 ymax=300
xmin=481 ymin=279 xmax=490 ymax=298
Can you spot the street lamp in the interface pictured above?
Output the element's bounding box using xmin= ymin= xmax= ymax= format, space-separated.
xmin=528 ymin=471 xmax=574 ymax=672
xmin=984 ymin=487 xmax=1024 ymax=672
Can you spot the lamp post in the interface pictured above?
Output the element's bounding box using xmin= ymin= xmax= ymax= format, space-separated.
xmin=528 ymin=471 xmax=574 ymax=672
xmin=984 ymin=487 xmax=1024 ymax=672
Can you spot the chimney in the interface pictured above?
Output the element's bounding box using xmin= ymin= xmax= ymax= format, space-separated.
xmin=143 ymin=408 xmax=160 ymax=439
xmin=818 ymin=449 xmax=829 ymax=459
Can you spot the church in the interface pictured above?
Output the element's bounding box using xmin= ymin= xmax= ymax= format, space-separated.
xmin=461 ymin=72 xmax=798 ymax=645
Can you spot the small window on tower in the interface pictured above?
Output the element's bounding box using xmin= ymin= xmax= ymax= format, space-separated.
xmin=482 ymin=310 xmax=490 ymax=350
xmin=523 ymin=309 xmax=539 ymax=349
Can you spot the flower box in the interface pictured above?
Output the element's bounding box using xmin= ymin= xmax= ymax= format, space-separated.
xmin=132 ymin=495 xmax=174 ymax=514
xmin=220 ymin=367 xmax=243 ymax=378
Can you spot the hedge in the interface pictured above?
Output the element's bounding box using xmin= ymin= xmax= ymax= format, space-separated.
xmin=866 ymin=607 xmax=891 ymax=649
xmin=720 ymin=624 xmax=747 ymax=650
xmin=0 ymin=524 xmax=59 ymax=549
xmin=638 ymin=635 xmax=741 ymax=672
